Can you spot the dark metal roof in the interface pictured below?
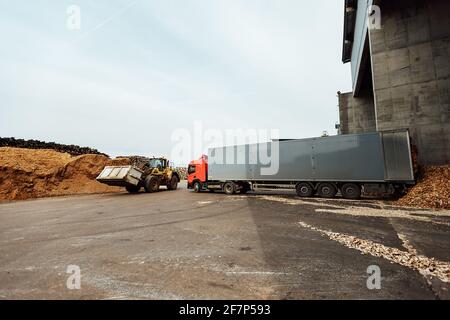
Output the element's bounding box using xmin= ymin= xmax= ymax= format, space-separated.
xmin=342 ymin=0 xmax=357 ymax=63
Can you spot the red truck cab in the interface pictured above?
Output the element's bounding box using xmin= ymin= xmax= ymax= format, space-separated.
xmin=187 ymin=155 xmax=208 ymax=192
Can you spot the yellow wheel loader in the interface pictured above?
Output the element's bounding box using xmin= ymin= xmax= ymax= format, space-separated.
xmin=96 ymin=157 xmax=180 ymax=193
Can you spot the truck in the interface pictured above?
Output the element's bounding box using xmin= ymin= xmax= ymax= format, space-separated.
xmin=187 ymin=130 xmax=416 ymax=199
xmin=97 ymin=157 xmax=180 ymax=193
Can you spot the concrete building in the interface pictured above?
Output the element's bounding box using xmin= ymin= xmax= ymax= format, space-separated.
xmin=339 ymin=0 xmax=450 ymax=165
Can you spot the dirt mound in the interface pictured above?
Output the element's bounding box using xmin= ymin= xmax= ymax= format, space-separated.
xmin=0 ymin=147 xmax=123 ymax=201
xmin=396 ymin=165 xmax=450 ymax=209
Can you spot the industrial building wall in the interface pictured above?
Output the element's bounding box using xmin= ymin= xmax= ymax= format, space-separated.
xmin=338 ymin=91 xmax=376 ymax=134
xmin=369 ymin=0 xmax=450 ymax=165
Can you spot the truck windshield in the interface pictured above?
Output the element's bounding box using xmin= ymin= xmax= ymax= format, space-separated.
xmin=188 ymin=165 xmax=196 ymax=174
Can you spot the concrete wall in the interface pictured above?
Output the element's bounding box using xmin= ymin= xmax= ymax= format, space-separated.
xmin=338 ymin=91 xmax=376 ymax=134
xmin=369 ymin=0 xmax=450 ymax=165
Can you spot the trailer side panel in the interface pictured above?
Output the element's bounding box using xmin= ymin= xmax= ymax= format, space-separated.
xmin=208 ymin=131 xmax=414 ymax=183
xmin=312 ymin=133 xmax=386 ymax=181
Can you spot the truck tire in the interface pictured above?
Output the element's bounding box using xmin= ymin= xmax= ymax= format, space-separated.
xmin=223 ymin=182 xmax=236 ymax=195
xmin=126 ymin=185 xmax=140 ymax=193
xmin=166 ymin=176 xmax=178 ymax=190
xmin=317 ymin=183 xmax=337 ymax=198
xmin=193 ymin=181 xmax=202 ymax=193
xmin=341 ymin=183 xmax=361 ymax=199
xmin=144 ymin=175 xmax=160 ymax=193
xmin=296 ymin=182 xmax=314 ymax=197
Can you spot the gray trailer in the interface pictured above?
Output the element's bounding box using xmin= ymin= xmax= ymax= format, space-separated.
xmin=187 ymin=130 xmax=415 ymax=199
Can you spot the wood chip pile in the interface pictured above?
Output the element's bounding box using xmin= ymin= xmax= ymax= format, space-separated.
xmin=0 ymin=147 xmax=122 ymax=201
xmin=396 ymin=165 xmax=450 ymax=209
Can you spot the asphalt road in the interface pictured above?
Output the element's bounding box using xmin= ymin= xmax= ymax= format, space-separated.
xmin=0 ymin=184 xmax=449 ymax=299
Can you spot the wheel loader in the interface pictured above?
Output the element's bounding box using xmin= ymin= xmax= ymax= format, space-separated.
xmin=96 ymin=157 xmax=180 ymax=193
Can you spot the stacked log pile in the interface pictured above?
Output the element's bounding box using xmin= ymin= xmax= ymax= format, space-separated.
xmin=0 ymin=137 xmax=107 ymax=157
xmin=116 ymin=155 xmax=187 ymax=179
xmin=176 ymin=167 xmax=187 ymax=180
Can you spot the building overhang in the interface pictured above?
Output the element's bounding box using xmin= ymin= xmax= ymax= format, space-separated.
xmin=342 ymin=0 xmax=357 ymax=63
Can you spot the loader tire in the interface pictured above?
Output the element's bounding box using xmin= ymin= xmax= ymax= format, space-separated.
xmin=126 ymin=185 xmax=140 ymax=194
xmin=167 ymin=176 xmax=178 ymax=190
xmin=144 ymin=175 xmax=160 ymax=193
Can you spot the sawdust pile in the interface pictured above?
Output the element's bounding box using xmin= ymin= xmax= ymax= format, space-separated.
xmin=0 ymin=147 xmax=128 ymax=201
xmin=396 ymin=165 xmax=450 ymax=209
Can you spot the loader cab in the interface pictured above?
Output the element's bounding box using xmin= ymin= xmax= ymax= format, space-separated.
xmin=148 ymin=158 xmax=167 ymax=170
xmin=144 ymin=158 xmax=170 ymax=175
xmin=187 ymin=155 xmax=208 ymax=189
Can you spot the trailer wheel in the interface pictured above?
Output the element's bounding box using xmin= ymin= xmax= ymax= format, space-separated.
xmin=166 ymin=176 xmax=178 ymax=190
xmin=341 ymin=183 xmax=361 ymax=199
xmin=193 ymin=181 xmax=202 ymax=193
xmin=144 ymin=176 xmax=160 ymax=193
xmin=126 ymin=185 xmax=140 ymax=193
xmin=296 ymin=182 xmax=314 ymax=197
xmin=223 ymin=182 xmax=236 ymax=195
xmin=317 ymin=183 xmax=337 ymax=198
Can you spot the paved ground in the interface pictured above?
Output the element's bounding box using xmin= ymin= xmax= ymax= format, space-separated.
xmin=0 ymin=184 xmax=449 ymax=299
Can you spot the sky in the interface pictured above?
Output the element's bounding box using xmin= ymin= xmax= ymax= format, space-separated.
xmin=0 ymin=0 xmax=352 ymax=164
